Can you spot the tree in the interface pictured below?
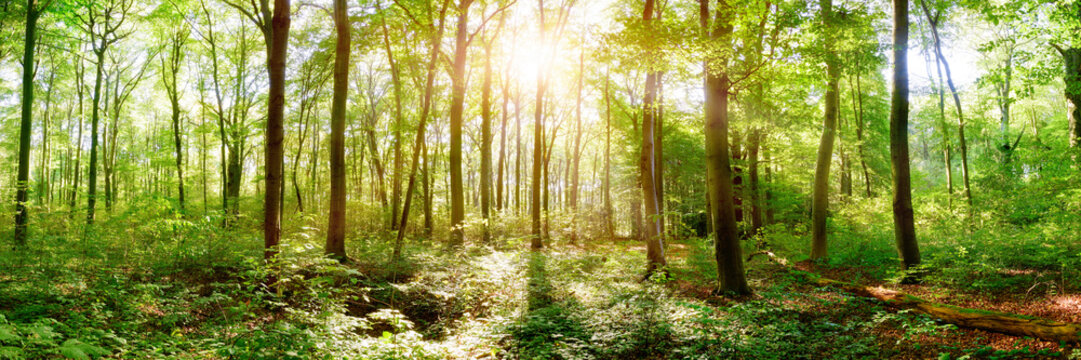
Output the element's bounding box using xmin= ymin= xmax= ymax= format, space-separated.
xmin=1048 ymin=2 xmax=1081 ymax=148
xmin=76 ymin=0 xmax=134 ymax=225
xmin=226 ymin=0 xmax=291 ymax=258
xmin=448 ymin=0 xmax=473 ymax=247
xmin=890 ymin=0 xmax=921 ymax=278
xmin=641 ymin=0 xmax=666 ymax=275
xmin=810 ymin=0 xmax=841 ymax=260
xmin=14 ymin=0 xmax=55 ymax=246
xmin=920 ymin=0 xmax=972 ymax=208
xmin=701 ymin=0 xmax=751 ymax=295
xmin=326 ymin=0 xmax=349 ymax=261
xmin=159 ymin=10 xmax=189 ymax=213
xmin=392 ymin=0 xmax=452 ymax=260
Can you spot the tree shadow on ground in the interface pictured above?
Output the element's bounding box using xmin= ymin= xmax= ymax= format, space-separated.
xmin=506 ymin=251 xmax=592 ymax=359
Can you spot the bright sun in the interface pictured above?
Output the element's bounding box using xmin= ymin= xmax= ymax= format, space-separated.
xmin=504 ymin=36 xmax=549 ymax=84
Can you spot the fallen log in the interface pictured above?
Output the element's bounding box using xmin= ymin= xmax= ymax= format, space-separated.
xmin=803 ymin=273 xmax=1081 ymax=343
xmin=746 ymin=250 xmax=1081 ymax=343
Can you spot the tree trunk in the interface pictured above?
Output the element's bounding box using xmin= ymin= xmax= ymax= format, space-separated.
xmin=480 ymin=35 xmax=494 ymax=244
xmin=703 ymin=0 xmax=750 ymax=294
xmin=569 ymin=46 xmax=584 ymax=243
xmin=14 ymin=0 xmax=42 ymax=245
xmin=749 ymin=130 xmax=763 ymax=233
xmin=640 ymin=0 xmax=666 ymax=275
xmin=804 ymin=272 xmax=1081 ymax=343
xmin=87 ymin=47 xmax=105 ymax=225
xmin=393 ymin=0 xmax=451 ymax=260
xmin=326 ymin=0 xmax=349 ymax=261
xmin=919 ymin=0 xmax=972 ymax=208
xmin=811 ymin=0 xmax=840 ymax=260
xmin=264 ymin=0 xmax=291 ymax=259
xmin=163 ymin=27 xmax=187 ymax=213
xmin=448 ymin=0 xmax=472 ymax=248
xmin=380 ymin=12 xmax=404 ymax=232
xmin=851 ymin=68 xmax=873 ymax=198
xmin=530 ymin=39 xmax=545 ymax=249
xmin=1065 ymin=47 xmax=1081 ymax=148
xmin=890 ymin=0 xmax=921 ymax=276
xmin=603 ymin=73 xmax=613 ymax=239
xmin=497 ymin=61 xmax=510 ymax=213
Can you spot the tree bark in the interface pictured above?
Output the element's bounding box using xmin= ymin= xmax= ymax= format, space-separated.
xmin=162 ymin=25 xmax=188 ymax=213
xmin=702 ymin=0 xmax=750 ymax=294
xmin=890 ymin=0 xmax=921 ymax=276
xmin=15 ymin=0 xmax=43 ymax=245
xmin=326 ymin=0 xmax=349 ymax=261
xmin=919 ymin=0 xmax=971 ymax=207
xmin=569 ymin=45 xmax=584 ymax=243
xmin=641 ymin=0 xmax=666 ymax=275
xmin=264 ymin=0 xmax=290 ymax=259
xmin=811 ymin=0 xmax=840 ymax=260
xmin=480 ymin=31 xmax=494 ymax=244
xmin=448 ymin=0 xmax=472 ymax=248
xmin=805 ymin=272 xmax=1081 ymax=343
xmin=393 ymin=0 xmax=451 ymax=260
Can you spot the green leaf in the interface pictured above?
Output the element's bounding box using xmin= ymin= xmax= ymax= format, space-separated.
xmin=0 ymin=326 xmax=18 ymax=343
xmin=0 ymin=346 xmax=23 ymax=359
xmin=56 ymin=339 xmax=108 ymax=360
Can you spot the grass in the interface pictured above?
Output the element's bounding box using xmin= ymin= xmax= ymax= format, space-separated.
xmin=1 ymin=187 xmax=1079 ymax=359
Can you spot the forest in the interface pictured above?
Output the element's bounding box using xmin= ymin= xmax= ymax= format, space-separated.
xmin=2 ymin=0 xmax=1081 ymax=358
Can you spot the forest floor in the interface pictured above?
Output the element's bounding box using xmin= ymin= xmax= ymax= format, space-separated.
xmin=1 ymin=218 xmax=1079 ymax=359
xmin=2 ymin=203 xmax=1081 ymax=356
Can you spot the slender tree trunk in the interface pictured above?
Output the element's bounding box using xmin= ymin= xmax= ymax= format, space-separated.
xmin=810 ymin=0 xmax=840 ymax=260
xmin=749 ymin=130 xmax=763 ymax=233
xmin=764 ymin=144 xmax=774 ymax=225
xmin=380 ymin=11 xmax=404 ymax=232
xmin=603 ymin=73 xmax=613 ymax=239
xmin=163 ymin=29 xmax=187 ymax=212
xmin=890 ymin=0 xmax=921 ymax=276
xmin=531 ymin=40 xmax=545 ymax=249
xmin=569 ymin=46 xmax=584 ymax=243
xmin=393 ymin=0 xmax=451 ymax=260
xmin=264 ymin=0 xmax=291 ymax=259
xmin=326 ymin=0 xmax=349 ymax=260
xmin=38 ymin=70 xmax=54 ymax=207
xmin=448 ymin=0 xmax=473 ymax=248
xmin=422 ymin=139 xmax=433 ymax=237
xmin=850 ymin=71 xmax=873 ymax=198
xmin=496 ymin=63 xmax=510 ymax=213
xmin=70 ymin=58 xmax=85 ymax=212
xmin=14 ymin=1 xmax=42 ymax=245
xmin=640 ymin=0 xmax=666 ymax=275
xmin=920 ymin=0 xmax=972 ymax=207
xmin=480 ymin=35 xmax=495 ymax=244
xmin=654 ymin=72 xmax=665 ymax=239
xmin=87 ymin=47 xmax=106 ymax=225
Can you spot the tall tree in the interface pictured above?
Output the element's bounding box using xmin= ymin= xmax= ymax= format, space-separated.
xmin=1048 ymin=3 xmax=1081 ymax=149
xmin=810 ymin=0 xmax=841 ymax=260
xmin=919 ymin=0 xmax=971 ymax=208
xmin=226 ymin=0 xmax=290 ymax=258
xmin=76 ymin=0 xmax=133 ymax=225
xmin=160 ymin=14 xmax=189 ymax=213
xmin=890 ymin=0 xmax=921 ymax=278
xmin=393 ymin=0 xmax=452 ymax=260
xmin=447 ymin=0 xmax=472 ymax=247
xmin=641 ymin=0 xmax=666 ymax=275
xmin=701 ymin=0 xmax=750 ymax=295
xmin=14 ymin=0 xmax=55 ymax=245
xmin=326 ymin=0 xmax=350 ymax=261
